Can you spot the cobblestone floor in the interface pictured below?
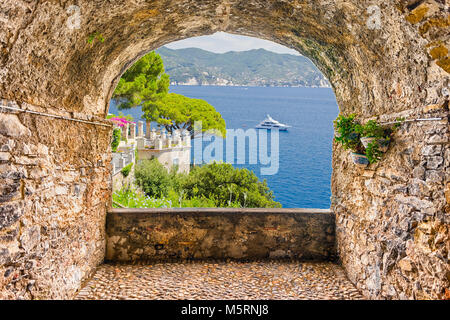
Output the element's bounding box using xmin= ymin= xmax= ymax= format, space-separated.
xmin=75 ymin=261 xmax=365 ymax=300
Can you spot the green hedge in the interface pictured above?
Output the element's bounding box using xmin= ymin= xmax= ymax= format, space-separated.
xmin=121 ymin=163 xmax=133 ymax=177
xmin=111 ymin=128 xmax=121 ymax=152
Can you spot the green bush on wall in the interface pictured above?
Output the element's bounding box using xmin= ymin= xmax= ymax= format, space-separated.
xmin=334 ymin=114 xmax=404 ymax=164
xmin=333 ymin=113 xmax=364 ymax=153
xmin=121 ymin=163 xmax=133 ymax=177
xmin=111 ymin=128 xmax=121 ymax=153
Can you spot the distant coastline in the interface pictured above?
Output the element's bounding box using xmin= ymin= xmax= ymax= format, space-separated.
xmin=169 ymin=83 xmax=332 ymax=88
xmin=157 ymin=47 xmax=331 ymax=88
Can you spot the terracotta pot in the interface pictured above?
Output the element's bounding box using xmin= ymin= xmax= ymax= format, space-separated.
xmin=360 ymin=137 xmax=376 ymax=148
xmin=351 ymin=153 xmax=369 ymax=167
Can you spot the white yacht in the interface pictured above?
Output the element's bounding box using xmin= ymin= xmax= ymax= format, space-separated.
xmin=255 ymin=114 xmax=291 ymax=131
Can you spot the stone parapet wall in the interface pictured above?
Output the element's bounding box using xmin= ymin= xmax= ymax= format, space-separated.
xmin=106 ymin=208 xmax=336 ymax=262
xmin=0 ymin=101 xmax=112 ymax=299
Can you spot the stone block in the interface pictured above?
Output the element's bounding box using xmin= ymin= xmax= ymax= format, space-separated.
xmin=398 ymin=258 xmax=414 ymax=273
xmin=0 ymin=203 xmax=23 ymax=230
xmin=412 ymin=166 xmax=426 ymax=180
xmin=408 ymin=179 xmax=430 ymax=197
xmin=421 ymin=145 xmax=442 ymax=156
xmin=0 ymin=151 xmax=10 ymax=162
xmin=425 ymin=170 xmax=444 ymax=183
xmin=20 ymin=226 xmax=41 ymax=253
xmin=426 ymin=156 xmax=443 ymax=169
xmin=0 ymin=114 xmax=31 ymax=138
xmin=0 ymin=179 xmax=21 ymax=203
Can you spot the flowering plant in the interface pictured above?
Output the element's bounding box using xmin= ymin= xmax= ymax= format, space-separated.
xmin=108 ymin=116 xmax=135 ymax=128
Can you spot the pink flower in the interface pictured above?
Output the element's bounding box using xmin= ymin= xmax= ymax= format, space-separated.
xmin=108 ymin=117 xmax=135 ymax=128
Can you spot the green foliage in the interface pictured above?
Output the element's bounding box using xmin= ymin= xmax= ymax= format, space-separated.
xmin=112 ymin=186 xmax=172 ymax=208
xmin=180 ymin=162 xmax=281 ymax=208
xmin=87 ymin=32 xmax=105 ymax=44
xmin=152 ymin=93 xmax=226 ymax=138
xmin=134 ymin=160 xmax=280 ymax=208
xmin=113 ymin=51 xmax=170 ymax=111
xmin=135 ymin=159 xmax=174 ymax=198
xmin=112 ymin=185 xmax=226 ymax=209
xmin=166 ymin=189 xmax=217 ymax=208
xmin=333 ymin=114 xmax=363 ymax=153
xmin=334 ymin=114 xmax=402 ymax=165
xmin=121 ymin=163 xmax=133 ymax=177
xmin=365 ymin=141 xmax=383 ymax=164
xmin=393 ymin=117 xmax=405 ymax=131
xmin=112 ymin=51 xmax=226 ymax=138
xmin=111 ymin=128 xmax=121 ymax=152
xmin=356 ymin=120 xmax=388 ymax=138
xmin=107 ymin=112 xmax=134 ymax=121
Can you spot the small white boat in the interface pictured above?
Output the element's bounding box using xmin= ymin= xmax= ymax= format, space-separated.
xmin=255 ymin=114 xmax=291 ymax=131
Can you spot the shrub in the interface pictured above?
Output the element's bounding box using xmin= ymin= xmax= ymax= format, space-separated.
xmin=356 ymin=120 xmax=388 ymax=138
xmin=134 ymin=160 xmax=280 ymax=208
xmin=365 ymin=141 xmax=383 ymax=164
xmin=166 ymin=189 xmax=216 ymax=208
xmin=111 ymin=128 xmax=121 ymax=152
xmin=333 ymin=114 xmax=364 ymax=153
xmin=179 ymin=162 xmax=281 ymax=208
xmin=121 ymin=163 xmax=133 ymax=177
xmin=135 ymin=159 xmax=173 ymax=197
xmin=112 ymin=186 xmax=172 ymax=208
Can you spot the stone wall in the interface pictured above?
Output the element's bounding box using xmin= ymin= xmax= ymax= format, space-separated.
xmin=137 ymin=147 xmax=191 ymax=174
xmin=105 ymin=208 xmax=336 ymax=262
xmin=0 ymin=100 xmax=112 ymax=299
xmin=112 ymin=164 xmax=135 ymax=193
xmin=332 ymin=103 xmax=450 ymax=300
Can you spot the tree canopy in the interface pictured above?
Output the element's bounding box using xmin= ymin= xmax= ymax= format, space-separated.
xmin=113 ymin=51 xmax=170 ymax=110
xmin=112 ymin=51 xmax=226 ymax=138
xmin=152 ymin=93 xmax=226 ymax=138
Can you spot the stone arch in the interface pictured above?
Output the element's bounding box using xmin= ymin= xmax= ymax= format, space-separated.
xmin=0 ymin=1 xmax=448 ymax=299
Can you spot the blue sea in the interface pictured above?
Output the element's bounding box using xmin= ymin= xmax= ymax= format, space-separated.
xmin=109 ymin=86 xmax=339 ymax=208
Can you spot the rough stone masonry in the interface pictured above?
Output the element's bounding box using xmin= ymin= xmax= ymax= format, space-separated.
xmin=0 ymin=0 xmax=449 ymax=299
xmin=105 ymin=208 xmax=336 ymax=262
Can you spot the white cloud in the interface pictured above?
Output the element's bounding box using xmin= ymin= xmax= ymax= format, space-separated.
xmin=165 ymin=32 xmax=300 ymax=55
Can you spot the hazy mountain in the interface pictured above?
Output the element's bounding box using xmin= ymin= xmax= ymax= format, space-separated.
xmin=156 ymin=47 xmax=330 ymax=88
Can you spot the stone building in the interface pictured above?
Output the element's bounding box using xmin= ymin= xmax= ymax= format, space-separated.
xmin=135 ymin=121 xmax=191 ymax=174
xmin=110 ymin=120 xmax=191 ymax=192
xmin=115 ymin=120 xmax=191 ymax=174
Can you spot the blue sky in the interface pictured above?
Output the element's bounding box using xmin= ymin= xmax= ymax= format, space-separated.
xmin=165 ymin=32 xmax=300 ymax=55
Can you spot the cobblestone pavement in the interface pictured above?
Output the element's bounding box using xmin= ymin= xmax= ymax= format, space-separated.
xmin=75 ymin=261 xmax=365 ymax=300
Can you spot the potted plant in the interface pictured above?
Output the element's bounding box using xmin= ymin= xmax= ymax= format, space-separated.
xmin=357 ymin=120 xmax=390 ymax=152
xmin=334 ymin=114 xmax=369 ymax=166
xmin=365 ymin=140 xmax=383 ymax=164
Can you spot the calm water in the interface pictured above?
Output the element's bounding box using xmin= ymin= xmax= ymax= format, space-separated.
xmin=110 ymin=86 xmax=339 ymax=208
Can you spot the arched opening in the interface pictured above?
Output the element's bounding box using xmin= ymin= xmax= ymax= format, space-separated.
xmin=108 ymin=32 xmax=339 ymax=209
xmin=0 ymin=1 xmax=448 ymax=300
